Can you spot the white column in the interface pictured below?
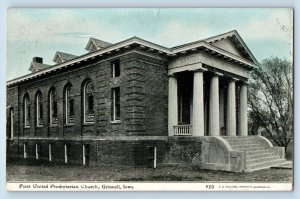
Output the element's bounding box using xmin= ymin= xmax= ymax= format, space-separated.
xmin=209 ymin=72 xmax=222 ymax=136
xmin=226 ymin=78 xmax=238 ymax=136
xmin=192 ymin=68 xmax=206 ymax=136
xmin=168 ymin=74 xmax=178 ymax=136
xmin=239 ymin=83 xmax=248 ymax=136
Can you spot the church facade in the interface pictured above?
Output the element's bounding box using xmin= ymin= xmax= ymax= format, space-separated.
xmin=6 ymin=30 xmax=286 ymax=172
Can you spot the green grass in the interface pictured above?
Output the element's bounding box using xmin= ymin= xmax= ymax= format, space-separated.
xmin=6 ymin=163 xmax=292 ymax=182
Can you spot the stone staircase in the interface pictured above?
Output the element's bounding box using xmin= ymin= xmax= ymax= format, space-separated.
xmin=222 ymin=136 xmax=287 ymax=172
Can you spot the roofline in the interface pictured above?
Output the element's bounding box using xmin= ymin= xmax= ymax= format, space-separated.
xmin=172 ymin=30 xmax=259 ymax=65
xmin=203 ymin=30 xmax=258 ymax=64
xmin=171 ymin=30 xmax=237 ymax=50
xmin=53 ymin=51 xmax=77 ymax=62
xmin=7 ymin=35 xmax=258 ymax=86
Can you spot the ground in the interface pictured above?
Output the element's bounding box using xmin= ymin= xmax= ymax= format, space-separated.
xmin=6 ymin=163 xmax=292 ymax=182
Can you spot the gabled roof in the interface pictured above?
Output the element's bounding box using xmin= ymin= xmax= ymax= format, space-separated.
xmin=8 ymin=30 xmax=259 ymax=86
xmin=53 ymin=51 xmax=77 ymax=63
xmin=29 ymin=62 xmax=51 ymax=73
xmin=85 ymin=37 xmax=113 ymax=52
xmin=172 ymin=30 xmax=258 ymax=64
xmin=204 ymin=30 xmax=258 ymax=64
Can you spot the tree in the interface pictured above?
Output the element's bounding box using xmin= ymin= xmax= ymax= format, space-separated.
xmin=248 ymin=57 xmax=293 ymax=151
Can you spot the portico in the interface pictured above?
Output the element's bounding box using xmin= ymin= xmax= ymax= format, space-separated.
xmin=168 ymin=69 xmax=248 ymax=137
xmin=168 ymin=39 xmax=253 ymax=137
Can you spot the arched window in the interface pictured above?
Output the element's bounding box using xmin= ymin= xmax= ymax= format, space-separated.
xmin=83 ymin=80 xmax=95 ymax=123
xmin=36 ymin=92 xmax=43 ymax=126
xmin=8 ymin=107 xmax=14 ymax=139
xmin=49 ymin=88 xmax=58 ymax=125
xmin=24 ymin=94 xmax=30 ymax=127
xmin=64 ymin=84 xmax=74 ymax=124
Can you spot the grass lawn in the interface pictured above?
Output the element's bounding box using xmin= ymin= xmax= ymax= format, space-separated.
xmin=6 ymin=163 xmax=292 ymax=182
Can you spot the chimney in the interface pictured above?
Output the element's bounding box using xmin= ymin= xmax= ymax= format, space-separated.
xmin=32 ymin=57 xmax=43 ymax=64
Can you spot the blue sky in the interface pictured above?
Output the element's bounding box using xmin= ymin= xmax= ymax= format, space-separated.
xmin=7 ymin=8 xmax=293 ymax=80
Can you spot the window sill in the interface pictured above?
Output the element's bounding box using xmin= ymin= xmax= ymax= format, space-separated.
xmin=50 ymin=124 xmax=58 ymax=128
xmin=36 ymin=125 xmax=43 ymax=128
xmin=24 ymin=126 xmax=31 ymax=129
xmin=83 ymin=122 xmax=94 ymax=126
xmin=64 ymin=123 xmax=74 ymax=127
xmin=110 ymin=120 xmax=121 ymax=124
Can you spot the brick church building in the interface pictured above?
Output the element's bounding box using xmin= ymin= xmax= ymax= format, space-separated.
xmin=6 ymin=30 xmax=286 ymax=172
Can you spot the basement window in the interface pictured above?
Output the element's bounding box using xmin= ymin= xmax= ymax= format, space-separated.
xmin=35 ymin=144 xmax=41 ymax=160
xmin=49 ymin=144 xmax=53 ymax=162
xmin=64 ymin=144 xmax=71 ymax=163
xmin=82 ymin=144 xmax=90 ymax=165
xmin=23 ymin=143 xmax=27 ymax=158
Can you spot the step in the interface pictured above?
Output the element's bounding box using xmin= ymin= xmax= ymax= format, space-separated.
xmin=246 ymin=151 xmax=275 ymax=159
xmin=227 ymin=142 xmax=258 ymax=145
xmin=246 ymin=159 xmax=286 ymax=170
xmin=223 ymin=138 xmax=258 ymax=142
xmin=246 ymin=155 xmax=280 ymax=164
xmin=233 ymin=146 xmax=267 ymax=152
xmin=230 ymin=143 xmax=262 ymax=148
xmin=246 ymin=149 xmax=273 ymax=155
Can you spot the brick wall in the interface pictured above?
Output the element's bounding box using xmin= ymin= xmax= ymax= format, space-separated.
xmin=7 ymin=50 xmax=169 ymax=163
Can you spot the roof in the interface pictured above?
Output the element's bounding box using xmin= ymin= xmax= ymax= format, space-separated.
xmin=85 ymin=37 xmax=113 ymax=51
xmin=53 ymin=51 xmax=77 ymax=63
xmin=8 ymin=30 xmax=258 ymax=86
xmin=172 ymin=30 xmax=258 ymax=64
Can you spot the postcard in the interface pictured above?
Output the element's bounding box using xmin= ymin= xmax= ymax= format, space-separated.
xmin=6 ymin=8 xmax=293 ymax=191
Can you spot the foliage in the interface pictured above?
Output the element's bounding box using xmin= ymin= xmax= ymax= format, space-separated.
xmin=248 ymin=57 xmax=293 ymax=150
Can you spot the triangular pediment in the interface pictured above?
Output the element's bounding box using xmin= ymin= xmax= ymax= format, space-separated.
xmin=210 ymin=38 xmax=243 ymax=57
xmin=204 ymin=30 xmax=258 ymax=64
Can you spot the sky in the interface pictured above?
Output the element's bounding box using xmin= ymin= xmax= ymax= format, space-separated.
xmin=7 ymin=8 xmax=293 ymax=80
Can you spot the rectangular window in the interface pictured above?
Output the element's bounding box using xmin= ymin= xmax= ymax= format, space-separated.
xmin=111 ymin=60 xmax=120 ymax=78
xmin=111 ymin=87 xmax=120 ymax=121
xmin=23 ymin=143 xmax=27 ymax=158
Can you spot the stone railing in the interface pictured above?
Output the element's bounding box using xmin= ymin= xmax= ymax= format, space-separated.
xmin=174 ymin=125 xmax=192 ymax=136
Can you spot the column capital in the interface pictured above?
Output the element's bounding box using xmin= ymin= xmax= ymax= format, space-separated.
xmin=213 ymin=72 xmax=223 ymax=77
xmin=168 ymin=73 xmax=177 ymax=78
xmin=240 ymin=81 xmax=250 ymax=85
xmin=229 ymin=77 xmax=239 ymax=82
xmin=191 ymin=67 xmax=208 ymax=73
